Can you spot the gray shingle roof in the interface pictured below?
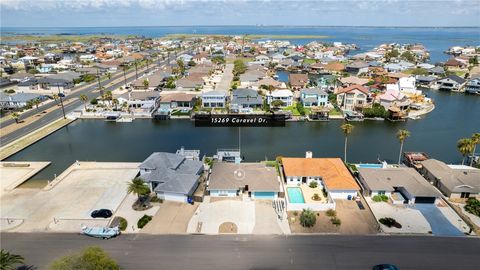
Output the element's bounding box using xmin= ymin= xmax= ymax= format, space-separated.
xmin=139 ymin=152 xmax=203 ymax=195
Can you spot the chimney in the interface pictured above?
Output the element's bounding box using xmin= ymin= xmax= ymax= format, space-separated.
xmin=306 ymin=151 xmax=313 ymax=158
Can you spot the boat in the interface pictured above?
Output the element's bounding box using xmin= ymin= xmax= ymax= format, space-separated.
xmin=81 ymin=226 xmax=120 ymax=239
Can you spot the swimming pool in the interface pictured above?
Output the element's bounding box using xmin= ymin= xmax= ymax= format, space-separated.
xmin=356 ymin=164 xmax=383 ymax=169
xmin=287 ymin=187 xmax=305 ymax=203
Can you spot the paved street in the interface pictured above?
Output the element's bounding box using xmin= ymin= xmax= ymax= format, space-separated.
xmin=0 ymin=56 xmax=173 ymax=147
xmin=1 ymin=233 xmax=479 ymax=270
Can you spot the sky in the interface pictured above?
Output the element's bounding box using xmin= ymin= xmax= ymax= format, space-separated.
xmin=1 ymin=0 xmax=479 ymax=27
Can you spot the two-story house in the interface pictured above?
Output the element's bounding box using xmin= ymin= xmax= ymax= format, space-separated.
xmin=201 ymin=90 xmax=228 ymax=108
xmin=231 ymin=88 xmax=263 ymax=113
xmin=436 ymin=75 xmax=466 ymax=91
xmin=266 ymin=89 xmax=293 ymax=107
xmin=336 ymin=84 xmax=370 ymax=111
xmin=465 ymin=76 xmax=480 ymax=94
xmin=300 ymin=88 xmax=328 ymax=107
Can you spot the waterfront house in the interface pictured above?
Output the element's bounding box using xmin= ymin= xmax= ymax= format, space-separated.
xmin=288 ymin=73 xmax=309 ymax=90
xmin=444 ymin=58 xmax=467 ymax=69
xmin=158 ymin=93 xmax=197 ymax=112
xmin=415 ymin=75 xmax=437 ymax=88
xmin=323 ymin=62 xmax=345 ymax=74
xmin=357 ymin=167 xmax=440 ymax=204
xmin=384 ymin=61 xmax=415 ymax=73
xmin=335 ymin=84 xmax=370 ymax=111
xmin=281 ymin=154 xmax=360 ymax=200
xmin=271 ymin=53 xmax=286 ymax=63
xmin=465 ymin=77 xmax=480 ymax=94
xmin=230 ymin=88 xmax=263 ymax=113
xmin=115 ymin=91 xmax=160 ymax=113
xmin=377 ymin=84 xmax=411 ymax=111
xmin=436 ymin=75 xmax=466 ymax=91
xmin=266 ymin=89 xmax=293 ymax=107
xmin=201 ymin=90 xmax=228 ymax=108
xmin=420 ymin=159 xmax=480 ymax=199
xmin=300 ymin=88 xmax=328 ymax=107
xmin=207 ymin=162 xmax=280 ymax=200
xmin=339 ymin=76 xmax=370 ymax=87
xmin=139 ymin=152 xmax=203 ymax=203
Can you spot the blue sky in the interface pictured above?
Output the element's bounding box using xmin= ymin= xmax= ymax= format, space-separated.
xmin=1 ymin=0 xmax=479 ymax=27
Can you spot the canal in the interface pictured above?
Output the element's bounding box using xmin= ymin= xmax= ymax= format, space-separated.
xmin=5 ymin=89 xmax=480 ymax=186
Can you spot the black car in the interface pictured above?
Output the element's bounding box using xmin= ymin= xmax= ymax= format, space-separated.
xmin=373 ymin=264 xmax=399 ymax=270
xmin=90 ymin=209 xmax=113 ymax=218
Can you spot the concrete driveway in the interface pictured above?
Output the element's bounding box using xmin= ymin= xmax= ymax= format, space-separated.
xmin=412 ymin=204 xmax=464 ymax=236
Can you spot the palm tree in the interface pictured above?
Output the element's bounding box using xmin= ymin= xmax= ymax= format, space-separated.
xmin=33 ymin=98 xmax=41 ymax=110
xmin=1 ymin=249 xmax=24 ymax=270
xmin=106 ymin=72 xmax=111 ymax=80
xmin=397 ymin=129 xmax=411 ymax=165
xmin=470 ymin=133 xmax=480 ymax=166
xmin=52 ymin=93 xmax=59 ymax=104
xmin=457 ymin=138 xmax=474 ymax=165
xmin=341 ymin=123 xmax=354 ymax=162
xmin=127 ymin=177 xmax=150 ymax=200
xmin=143 ymin=79 xmax=149 ymax=89
xmin=112 ymin=98 xmax=119 ymax=110
xmin=10 ymin=112 xmax=19 ymax=124
xmin=79 ymin=94 xmax=88 ymax=110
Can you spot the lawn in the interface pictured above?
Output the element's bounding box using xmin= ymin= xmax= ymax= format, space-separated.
xmin=284 ymin=102 xmax=310 ymax=116
xmin=303 ymin=58 xmax=317 ymax=65
xmin=171 ymin=110 xmax=191 ymax=116
xmin=329 ymin=107 xmax=343 ymax=116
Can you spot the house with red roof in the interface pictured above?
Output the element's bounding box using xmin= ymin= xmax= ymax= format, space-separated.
xmin=335 ymin=84 xmax=370 ymax=111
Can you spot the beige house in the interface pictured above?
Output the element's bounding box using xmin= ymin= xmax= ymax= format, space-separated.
xmin=336 ymin=84 xmax=370 ymax=111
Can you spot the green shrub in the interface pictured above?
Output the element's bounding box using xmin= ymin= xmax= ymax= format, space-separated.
xmin=299 ymin=209 xmax=316 ymax=228
xmin=326 ymin=209 xmax=336 ymax=217
xmin=118 ymin=217 xmax=128 ymax=231
xmin=308 ymin=181 xmax=318 ymax=188
xmin=372 ymin=195 xmax=389 ymax=202
xmin=90 ymin=98 xmax=98 ymax=105
xmin=312 ymin=193 xmax=320 ymax=201
xmin=296 ymin=102 xmax=305 ymax=116
xmin=293 ymin=211 xmax=298 ymax=216
xmin=464 ymin=198 xmax=480 ymax=217
xmin=330 ymin=217 xmax=341 ymax=227
xmin=363 ymin=103 xmax=388 ymax=118
xmin=137 ymin=215 xmax=153 ymax=229
xmin=49 ymin=246 xmax=120 ymax=270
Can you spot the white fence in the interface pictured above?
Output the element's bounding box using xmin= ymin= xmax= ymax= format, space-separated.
xmin=286 ymin=200 xmax=336 ymax=211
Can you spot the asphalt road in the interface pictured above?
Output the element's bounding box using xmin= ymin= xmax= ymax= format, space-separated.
xmin=1 ymin=233 xmax=479 ymax=270
xmin=0 ymin=56 xmax=171 ymax=147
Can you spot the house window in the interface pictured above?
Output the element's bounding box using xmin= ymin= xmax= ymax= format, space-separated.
xmin=378 ymin=191 xmax=385 ymax=195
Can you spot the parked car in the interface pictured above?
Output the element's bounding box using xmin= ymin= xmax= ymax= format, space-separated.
xmin=90 ymin=209 xmax=113 ymax=218
xmin=373 ymin=264 xmax=399 ymax=270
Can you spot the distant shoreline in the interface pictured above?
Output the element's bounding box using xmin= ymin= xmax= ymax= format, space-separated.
xmin=165 ymin=34 xmax=330 ymax=39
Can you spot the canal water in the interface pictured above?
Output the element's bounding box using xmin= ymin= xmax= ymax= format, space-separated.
xmin=6 ymin=89 xmax=479 ymax=186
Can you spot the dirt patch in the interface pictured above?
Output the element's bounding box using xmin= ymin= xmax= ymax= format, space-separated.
xmin=287 ymin=199 xmax=379 ymax=234
xmin=219 ymin=222 xmax=238 ymax=234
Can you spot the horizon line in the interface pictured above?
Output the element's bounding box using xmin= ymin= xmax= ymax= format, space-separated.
xmin=2 ymin=25 xmax=480 ymax=29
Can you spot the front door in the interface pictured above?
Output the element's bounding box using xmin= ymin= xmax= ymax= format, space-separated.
xmin=460 ymin=192 xmax=470 ymax=198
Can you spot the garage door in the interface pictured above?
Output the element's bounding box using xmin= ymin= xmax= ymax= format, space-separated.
xmin=415 ymin=196 xmax=436 ymax=204
xmin=254 ymin=192 xmax=275 ymax=199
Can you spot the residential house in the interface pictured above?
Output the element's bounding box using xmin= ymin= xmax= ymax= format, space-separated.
xmin=436 ymin=75 xmax=466 ymax=91
xmin=420 ymin=159 xmax=480 ymax=199
xmin=300 ymin=88 xmax=328 ymax=107
xmin=357 ymin=167 xmax=440 ymax=204
xmin=158 ymin=93 xmax=197 ymax=112
xmin=38 ymin=71 xmax=82 ymax=92
xmin=465 ymin=77 xmax=480 ymax=94
xmin=176 ymin=75 xmax=205 ymax=90
xmin=281 ymin=156 xmax=360 ymax=199
xmin=428 ymin=66 xmax=445 ymax=77
xmin=230 ymin=88 xmax=263 ymax=113
xmin=377 ymin=84 xmax=411 ymax=111
xmin=345 ymin=61 xmax=369 ymax=75
xmin=335 ymin=84 xmax=370 ymax=111
xmin=201 ymin=90 xmax=228 ymax=108
xmin=339 ymin=76 xmax=370 ymax=87
xmin=384 ymin=61 xmax=415 ymax=73
xmin=139 ymin=152 xmax=203 ymax=203
xmin=17 ymin=78 xmax=40 ymax=92
xmin=239 ymin=70 xmax=264 ymax=88
xmin=0 ymin=92 xmax=46 ymax=109
xmin=288 ymin=73 xmax=309 ymax=90
xmin=115 ymin=91 xmax=160 ymax=113
xmin=415 ymin=75 xmax=437 ymax=88
xmin=323 ymin=62 xmax=345 ymax=74
xmin=444 ymin=58 xmax=467 ymax=69
xmin=266 ymin=89 xmax=293 ymax=107
xmin=251 ymin=77 xmax=284 ymax=90
xmin=207 ymin=162 xmax=280 ymax=200
xmin=271 ymin=53 xmax=286 ymax=63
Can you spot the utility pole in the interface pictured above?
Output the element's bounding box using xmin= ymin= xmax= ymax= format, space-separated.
xmin=134 ymin=61 xmax=138 ymax=80
xmin=123 ymin=66 xmax=127 ymax=87
xmin=56 ymin=83 xmax=66 ymax=119
xmin=96 ymin=68 xmax=102 ymax=89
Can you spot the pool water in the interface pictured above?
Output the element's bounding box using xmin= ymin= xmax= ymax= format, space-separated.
xmin=356 ymin=164 xmax=383 ymax=169
xmin=287 ymin=187 xmax=305 ymax=203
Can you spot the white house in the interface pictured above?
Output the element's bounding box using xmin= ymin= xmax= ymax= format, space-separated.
xmin=266 ymin=89 xmax=293 ymax=107
xmin=201 ymin=90 xmax=228 ymax=108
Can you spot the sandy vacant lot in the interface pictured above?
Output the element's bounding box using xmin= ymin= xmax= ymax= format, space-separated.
xmin=0 ymin=162 xmax=139 ymax=232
